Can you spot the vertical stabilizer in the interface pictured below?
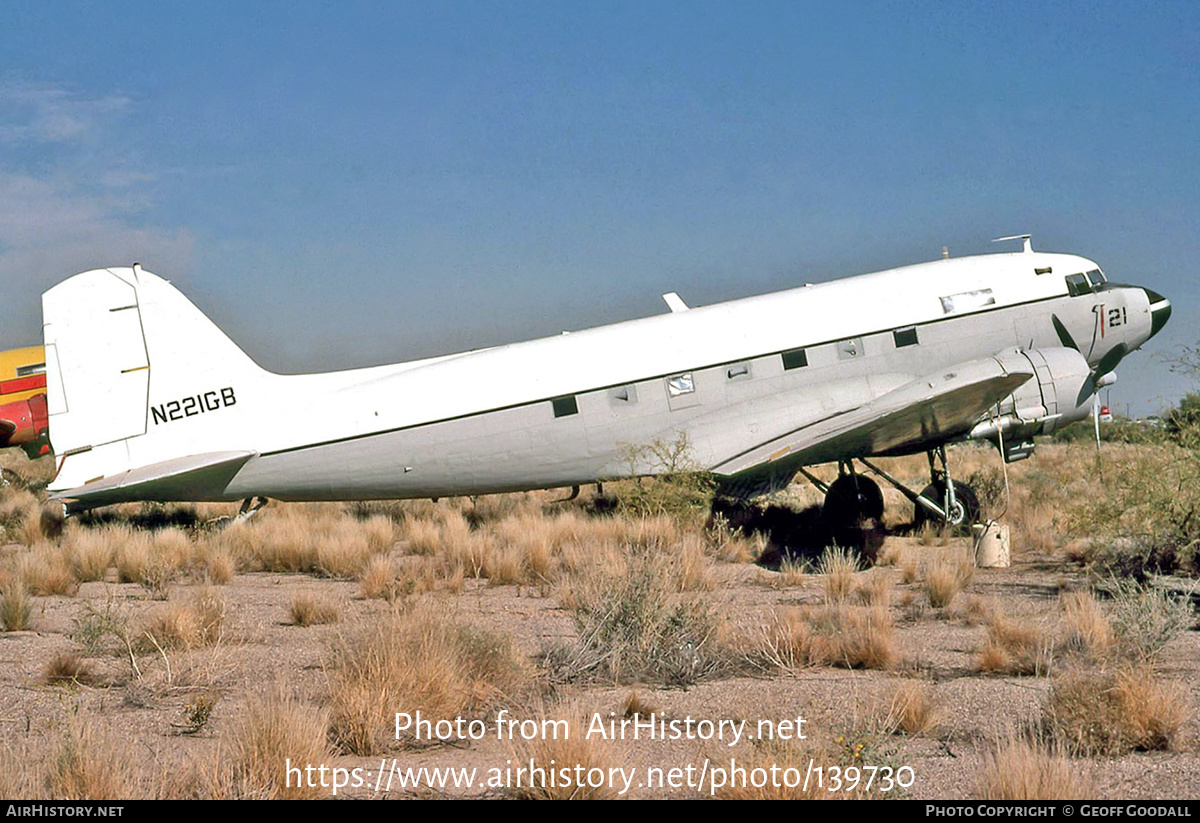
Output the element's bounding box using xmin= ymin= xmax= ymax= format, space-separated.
xmin=43 ymin=266 xmax=269 ymax=492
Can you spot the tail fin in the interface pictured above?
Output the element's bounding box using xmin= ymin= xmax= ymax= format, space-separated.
xmin=43 ymin=265 xmax=268 ymax=493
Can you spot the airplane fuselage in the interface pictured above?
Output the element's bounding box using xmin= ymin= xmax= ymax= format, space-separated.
xmin=42 ymin=248 xmax=1169 ymax=506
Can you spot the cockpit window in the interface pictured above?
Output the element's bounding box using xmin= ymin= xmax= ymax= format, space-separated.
xmin=1065 ymin=273 xmax=1091 ymax=296
xmin=1086 ymin=269 xmax=1105 ymax=288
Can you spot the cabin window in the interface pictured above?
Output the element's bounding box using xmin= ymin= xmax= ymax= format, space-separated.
xmin=893 ymin=327 xmax=919 ymax=348
xmin=608 ymin=385 xmax=637 ymax=405
xmin=1065 ymin=273 xmax=1091 ymax=297
xmin=551 ymin=396 xmax=578 ymax=418
xmin=1086 ymin=269 xmax=1105 ymax=289
xmin=781 ymin=348 xmax=808 ymax=370
xmin=666 ymin=373 xmax=695 ymax=397
xmin=940 ymin=288 xmax=995 ymax=314
xmin=726 ymin=362 xmax=751 ymax=381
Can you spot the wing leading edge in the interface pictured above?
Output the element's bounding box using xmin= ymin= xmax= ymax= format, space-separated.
xmin=714 ymin=353 xmax=1036 ymax=493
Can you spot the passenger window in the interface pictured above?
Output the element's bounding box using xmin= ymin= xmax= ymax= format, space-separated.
xmin=666 ymin=373 xmax=695 ymax=397
xmin=781 ymin=349 xmax=808 ymax=370
xmin=939 ymin=289 xmax=995 ymax=314
xmin=552 ymin=396 xmax=579 ymax=418
xmin=893 ymin=327 xmax=919 ymax=348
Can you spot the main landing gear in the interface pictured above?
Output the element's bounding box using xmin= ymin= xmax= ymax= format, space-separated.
xmin=806 ymin=446 xmax=981 ymax=545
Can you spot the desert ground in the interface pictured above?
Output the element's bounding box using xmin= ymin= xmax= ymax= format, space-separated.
xmin=0 ymin=439 xmax=1196 ymax=800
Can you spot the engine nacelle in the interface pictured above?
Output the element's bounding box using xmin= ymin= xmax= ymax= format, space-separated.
xmin=969 ymin=347 xmax=1094 ymax=461
xmin=0 ymin=393 xmax=50 ymax=459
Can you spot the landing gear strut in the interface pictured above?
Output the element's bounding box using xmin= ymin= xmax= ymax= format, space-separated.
xmin=911 ymin=447 xmax=980 ymax=531
xmin=810 ymin=447 xmax=981 ymax=538
xmin=235 ymin=496 xmax=269 ymax=523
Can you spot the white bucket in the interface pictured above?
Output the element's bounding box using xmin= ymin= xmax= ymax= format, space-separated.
xmin=973 ymin=523 xmax=1011 ymax=568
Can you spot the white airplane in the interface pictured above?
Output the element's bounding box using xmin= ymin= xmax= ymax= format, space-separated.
xmin=39 ymin=236 xmax=1170 ymax=536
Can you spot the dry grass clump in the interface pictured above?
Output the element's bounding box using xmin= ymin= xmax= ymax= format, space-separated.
xmin=359 ymin=555 xmax=400 ymax=600
xmin=770 ymin=556 xmax=808 ymax=588
xmin=18 ymin=542 xmax=78 ymax=596
xmin=821 ymin=603 xmax=896 ymax=670
xmin=753 ymin=603 xmax=896 ymax=671
xmin=0 ymin=574 xmax=32 ymax=631
xmin=329 ymin=605 xmax=530 ymax=755
xmin=506 ymin=712 xmax=617 ymax=800
xmin=217 ymin=507 xmax=393 ymax=578
xmin=114 ymin=530 xmax=178 ymax=595
xmin=47 ymin=709 xmax=140 ymax=800
xmin=549 ymin=533 xmax=729 ymax=685
xmin=0 ymin=488 xmax=41 ymax=544
xmin=855 ymin=571 xmax=893 ymax=606
xmin=706 ymin=512 xmax=765 ymax=563
xmin=754 ymin=608 xmax=823 ymax=671
xmin=978 ymin=610 xmax=1053 ymax=676
xmin=196 ymin=546 xmax=236 ymax=584
xmin=401 ymin=509 xmax=471 ymax=556
xmin=289 ymin=592 xmax=339 ymax=626
xmin=44 ymin=652 xmax=100 ymax=687
xmin=816 ymin=545 xmax=858 ymax=603
xmin=925 ymin=560 xmax=962 ymax=609
xmin=924 ymin=546 xmax=975 ymax=609
xmin=0 ymin=741 xmax=35 ymax=799
xmin=882 ymin=681 xmax=941 ymax=735
xmin=1045 ymin=666 xmax=1190 ymax=755
xmin=1106 ymin=579 xmax=1194 ymax=659
xmin=978 ymin=733 xmax=1093 ymax=800
xmin=142 ymin=585 xmax=226 ymax=650
xmin=61 ymin=524 xmax=121 ymax=582
xmin=218 ymin=693 xmax=332 ymax=799
xmin=1059 ymin=590 xmax=1114 ymax=658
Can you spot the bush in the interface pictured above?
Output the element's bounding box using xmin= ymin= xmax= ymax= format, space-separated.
xmin=1045 ymin=666 xmax=1189 ymax=755
xmin=549 ymin=535 xmax=728 ymax=686
xmin=1106 ymin=578 xmax=1194 ymax=659
xmin=1070 ymin=424 xmax=1200 ymax=578
xmin=609 ymin=435 xmax=716 ymax=521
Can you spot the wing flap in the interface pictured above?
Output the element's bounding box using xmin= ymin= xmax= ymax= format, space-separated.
xmin=50 ymin=450 xmax=256 ymax=509
xmin=714 ymin=356 xmax=1033 ymax=477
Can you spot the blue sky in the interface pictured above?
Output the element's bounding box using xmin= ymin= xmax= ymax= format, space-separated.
xmin=0 ymin=1 xmax=1196 ymax=415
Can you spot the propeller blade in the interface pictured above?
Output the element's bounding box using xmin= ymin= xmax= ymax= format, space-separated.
xmin=1052 ymin=314 xmax=1079 ymax=351
xmin=1094 ymin=342 xmax=1128 ymax=379
xmin=1075 ymin=343 xmax=1130 ymax=408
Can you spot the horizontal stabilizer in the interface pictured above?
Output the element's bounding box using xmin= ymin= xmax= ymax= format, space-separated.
xmin=50 ymin=450 xmax=256 ymax=510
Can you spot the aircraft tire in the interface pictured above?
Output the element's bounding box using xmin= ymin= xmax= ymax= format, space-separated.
xmin=822 ymin=474 xmax=884 ymax=527
xmin=914 ymin=481 xmax=980 ymax=531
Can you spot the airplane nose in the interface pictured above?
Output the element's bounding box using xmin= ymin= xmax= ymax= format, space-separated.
xmin=1145 ymin=288 xmax=1172 ymax=339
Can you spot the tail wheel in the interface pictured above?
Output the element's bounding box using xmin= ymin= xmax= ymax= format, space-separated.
xmin=914 ymin=481 xmax=980 ymax=530
xmin=822 ymin=475 xmax=884 ymax=526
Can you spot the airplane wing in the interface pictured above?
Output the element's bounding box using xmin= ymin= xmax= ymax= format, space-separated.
xmin=713 ymin=354 xmax=1034 ymax=490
